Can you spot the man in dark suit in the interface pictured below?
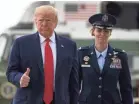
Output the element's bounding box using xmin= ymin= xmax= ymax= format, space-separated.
xmin=6 ymin=5 xmax=79 ymax=104
xmin=78 ymin=13 xmax=133 ymax=104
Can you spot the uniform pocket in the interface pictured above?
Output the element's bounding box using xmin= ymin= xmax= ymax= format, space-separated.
xmin=112 ymin=92 xmax=122 ymax=104
xmin=78 ymin=95 xmax=87 ymax=102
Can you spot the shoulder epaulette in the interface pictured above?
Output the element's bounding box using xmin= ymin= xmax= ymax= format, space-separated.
xmin=113 ymin=48 xmax=126 ymax=53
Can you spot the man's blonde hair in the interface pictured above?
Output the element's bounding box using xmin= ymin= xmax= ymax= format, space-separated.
xmin=33 ymin=5 xmax=58 ymax=23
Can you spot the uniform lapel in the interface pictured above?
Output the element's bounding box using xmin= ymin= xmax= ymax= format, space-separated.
xmin=90 ymin=45 xmax=101 ymax=74
xmin=55 ymin=34 xmax=65 ymax=79
xmin=34 ymin=32 xmax=44 ymax=75
xmin=102 ymin=45 xmax=114 ymax=75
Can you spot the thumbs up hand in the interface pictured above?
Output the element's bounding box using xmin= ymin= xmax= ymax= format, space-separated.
xmin=20 ymin=68 xmax=30 ymax=88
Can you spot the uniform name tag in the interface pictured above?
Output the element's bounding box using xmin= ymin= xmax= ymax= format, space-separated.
xmin=81 ymin=64 xmax=91 ymax=67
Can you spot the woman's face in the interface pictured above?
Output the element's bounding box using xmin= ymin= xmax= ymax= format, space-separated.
xmin=92 ymin=27 xmax=112 ymax=44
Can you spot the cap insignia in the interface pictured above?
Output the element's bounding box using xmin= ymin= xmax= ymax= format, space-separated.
xmin=102 ymin=14 xmax=108 ymax=22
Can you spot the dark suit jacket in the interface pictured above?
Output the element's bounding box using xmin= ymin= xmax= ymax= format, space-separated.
xmin=78 ymin=45 xmax=133 ymax=104
xmin=6 ymin=32 xmax=79 ymax=104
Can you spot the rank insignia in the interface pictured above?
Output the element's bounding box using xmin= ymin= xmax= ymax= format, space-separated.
xmin=91 ymin=52 xmax=93 ymax=55
xmin=109 ymin=53 xmax=112 ymax=56
xmin=113 ymin=51 xmax=118 ymax=55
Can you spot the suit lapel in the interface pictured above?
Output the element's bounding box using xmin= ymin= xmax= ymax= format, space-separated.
xmin=102 ymin=45 xmax=114 ymax=75
xmin=33 ymin=32 xmax=44 ymax=75
xmin=55 ymin=34 xmax=65 ymax=79
xmin=90 ymin=45 xmax=101 ymax=74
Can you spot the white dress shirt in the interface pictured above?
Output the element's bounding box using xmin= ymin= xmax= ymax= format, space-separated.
xmin=39 ymin=32 xmax=56 ymax=88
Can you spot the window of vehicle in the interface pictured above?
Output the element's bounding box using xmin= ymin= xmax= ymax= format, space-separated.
xmin=101 ymin=1 xmax=139 ymax=29
xmin=0 ymin=36 xmax=7 ymax=62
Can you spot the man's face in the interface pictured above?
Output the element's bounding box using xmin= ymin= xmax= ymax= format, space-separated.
xmin=93 ymin=27 xmax=111 ymax=44
xmin=35 ymin=12 xmax=57 ymax=38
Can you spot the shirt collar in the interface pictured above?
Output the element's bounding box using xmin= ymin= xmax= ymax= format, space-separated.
xmin=39 ymin=32 xmax=56 ymax=44
xmin=95 ymin=47 xmax=108 ymax=58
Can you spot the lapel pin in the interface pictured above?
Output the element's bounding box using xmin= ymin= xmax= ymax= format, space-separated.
xmin=91 ymin=52 xmax=93 ymax=55
xmin=61 ymin=45 xmax=64 ymax=48
xmin=109 ymin=53 xmax=112 ymax=56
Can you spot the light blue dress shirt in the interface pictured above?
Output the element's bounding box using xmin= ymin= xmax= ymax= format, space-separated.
xmin=95 ymin=47 xmax=108 ymax=72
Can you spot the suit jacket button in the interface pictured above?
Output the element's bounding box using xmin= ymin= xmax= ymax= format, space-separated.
xmin=99 ymin=85 xmax=102 ymax=88
xmin=98 ymin=95 xmax=101 ymax=98
xmin=99 ymin=77 xmax=102 ymax=80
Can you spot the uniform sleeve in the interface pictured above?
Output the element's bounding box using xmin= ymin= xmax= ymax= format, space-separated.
xmin=119 ymin=53 xmax=133 ymax=104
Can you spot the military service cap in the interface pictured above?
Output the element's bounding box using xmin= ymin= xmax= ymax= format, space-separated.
xmin=89 ymin=13 xmax=116 ymax=29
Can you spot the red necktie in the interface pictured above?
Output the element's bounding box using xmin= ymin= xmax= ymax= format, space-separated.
xmin=43 ymin=39 xmax=54 ymax=104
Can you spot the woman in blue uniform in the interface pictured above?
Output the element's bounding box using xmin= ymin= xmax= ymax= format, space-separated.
xmin=78 ymin=13 xmax=133 ymax=104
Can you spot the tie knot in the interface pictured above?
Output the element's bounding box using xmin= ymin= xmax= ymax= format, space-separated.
xmin=45 ymin=38 xmax=51 ymax=46
xmin=46 ymin=38 xmax=50 ymax=42
xmin=98 ymin=54 xmax=102 ymax=58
